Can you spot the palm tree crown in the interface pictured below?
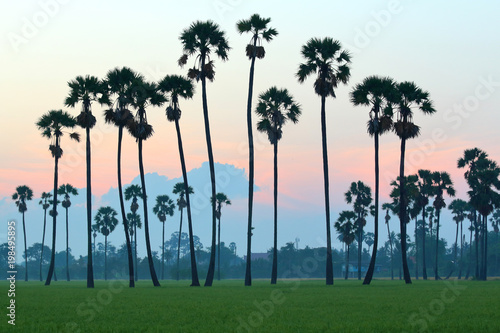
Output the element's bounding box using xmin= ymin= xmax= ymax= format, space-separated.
xmin=153 ymin=195 xmax=176 ymax=223
xmin=236 ymin=14 xmax=278 ymax=59
xmin=158 ymin=75 xmax=194 ymax=122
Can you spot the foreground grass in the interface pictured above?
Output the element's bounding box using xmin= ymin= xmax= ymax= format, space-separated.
xmin=1 ymin=278 xmax=499 ymax=332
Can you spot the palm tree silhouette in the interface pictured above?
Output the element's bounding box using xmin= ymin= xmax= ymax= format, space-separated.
xmin=236 ymin=13 xmax=278 ymax=287
xmin=447 ymin=199 xmax=468 ymax=279
xmin=126 ymin=211 xmax=142 ymax=281
xmin=335 ymin=211 xmax=356 ymax=280
xmin=57 ymin=184 xmax=78 ymax=281
xmin=153 ymin=195 xmax=175 ymax=280
xmin=38 ymin=191 xmax=52 ymax=281
xmin=179 ymin=20 xmax=230 ymax=287
xmin=255 ymin=86 xmax=301 ymax=284
xmin=296 ymin=37 xmax=351 ymax=285
xmin=158 ymin=75 xmax=200 ymax=286
xmin=12 ymin=185 xmax=33 ymax=281
xmin=416 ymin=169 xmax=434 ymax=280
xmin=382 ymin=202 xmax=395 ymax=280
xmin=211 ymin=192 xmax=232 ymax=281
xmin=36 ymin=110 xmax=79 ymax=285
xmin=94 ymin=206 xmax=119 ymax=281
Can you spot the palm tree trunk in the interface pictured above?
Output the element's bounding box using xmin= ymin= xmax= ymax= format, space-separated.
xmin=45 ymin=139 xmax=59 ymax=286
xmin=86 ymin=126 xmax=94 ymax=288
xmin=435 ymin=210 xmax=441 ymax=280
xmin=177 ymin=208 xmax=183 ymax=281
xmin=398 ymin=136 xmax=412 ymax=284
xmin=217 ymin=214 xmax=221 ymax=281
xmin=104 ymin=235 xmax=107 ymax=281
xmin=446 ymin=221 xmax=460 ymax=279
xmin=474 ymin=211 xmax=479 ymax=278
xmin=345 ymin=245 xmax=350 ymax=280
xmin=66 ymin=207 xmax=70 ymax=281
xmin=387 ymin=224 xmax=394 ymax=280
xmin=415 ymin=217 xmax=419 ymax=280
xmin=138 ymin=138 xmax=160 ymax=287
xmin=320 ymin=95 xmax=333 ymax=285
xmin=22 ymin=212 xmax=27 ymax=282
xmin=483 ymin=215 xmax=488 ymax=280
xmin=162 ymin=221 xmax=165 ymax=280
xmin=134 ymin=228 xmax=138 ymax=281
xmin=422 ymin=206 xmax=428 ymax=280
xmin=271 ymin=142 xmax=278 ymax=284
xmin=363 ymin=132 xmax=379 ymax=285
xmin=458 ymin=222 xmax=464 ymax=279
xmin=245 ymin=34 xmax=258 ymax=287
xmin=357 ymin=223 xmax=362 ymax=280
xmin=200 ymin=56 xmax=217 ymax=288
xmin=117 ymin=125 xmax=135 ymax=287
xmin=465 ymin=222 xmax=472 ymax=280
xmin=40 ymin=208 xmax=47 ymax=281
xmin=174 ymin=118 xmax=199 ymax=286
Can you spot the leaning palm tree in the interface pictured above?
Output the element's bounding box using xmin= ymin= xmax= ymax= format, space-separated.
xmin=127 ymin=212 xmax=142 ymax=281
xmin=178 ymin=20 xmax=230 ymax=287
xmin=431 ymin=171 xmax=456 ymax=280
xmin=236 ymin=13 xmax=278 ymax=287
xmin=296 ymin=37 xmax=351 ymax=285
xmin=103 ymin=66 xmax=139 ymax=288
xmin=12 ymin=185 xmax=33 ymax=281
xmin=393 ymin=81 xmax=436 ymax=284
xmin=94 ymin=206 xmax=119 ymax=281
xmin=172 ymin=182 xmax=195 ymax=281
xmin=350 ymin=75 xmax=396 ymax=284
xmin=36 ymin=110 xmax=79 ymax=285
xmin=416 ymin=169 xmax=434 ymax=280
xmin=158 ymin=75 xmax=200 ymax=286
xmin=127 ymin=77 xmax=166 ymax=287
xmin=255 ymin=86 xmax=301 ymax=284
xmin=335 ymin=210 xmax=356 ymax=280
xmin=57 ymin=184 xmax=78 ymax=281
xmin=65 ymin=75 xmax=108 ymax=288
xmin=211 ymin=192 xmax=232 ymax=281
xmin=153 ymin=195 xmax=176 ymax=280
xmin=38 ymin=191 xmax=52 ymax=281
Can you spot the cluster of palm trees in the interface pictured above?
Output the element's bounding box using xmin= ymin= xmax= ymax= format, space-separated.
xmin=29 ymin=13 xmax=499 ymax=288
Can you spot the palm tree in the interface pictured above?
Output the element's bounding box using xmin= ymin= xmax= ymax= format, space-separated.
xmin=127 ymin=212 xmax=142 ymax=281
xmin=36 ymin=110 xmax=79 ymax=285
xmin=416 ymin=169 xmax=434 ymax=280
xmin=335 ymin=211 xmax=356 ymax=280
xmin=127 ymin=77 xmax=166 ymax=287
xmin=158 ymin=75 xmax=200 ymax=286
xmin=296 ymin=37 xmax=351 ymax=285
xmin=125 ymin=184 xmax=143 ymax=281
xmin=65 ymin=75 xmax=108 ymax=288
xmin=103 ymin=66 xmax=139 ymax=288
xmin=255 ymin=86 xmax=301 ymax=284
xmin=446 ymin=199 xmax=468 ymax=279
xmin=179 ymin=20 xmax=230 ymax=287
xmin=12 ymin=185 xmax=33 ymax=281
xmin=431 ymin=171 xmax=456 ymax=280
xmin=344 ymin=181 xmax=373 ymax=280
xmin=94 ymin=206 xmax=119 ymax=281
xmin=172 ymin=182 xmax=195 ymax=282
xmin=350 ymin=75 xmax=396 ymax=285
xmin=393 ymin=81 xmax=436 ymax=284
xmin=236 ymin=13 xmax=278 ymax=287
xmin=38 ymin=191 xmax=52 ymax=281
xmin=382 ymin=203 xmax=395 ymax=280
xmin=57 ymin=184 xmax=78 ymax=281
xmin=153 ymin=195 xmax=176 ymax=280
xmin=211 ymin=192 xmax=232 ymax=281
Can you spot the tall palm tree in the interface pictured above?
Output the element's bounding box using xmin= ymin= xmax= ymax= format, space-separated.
xmin=344 ymin=181 xmax=373 ymax=280
xmin=416 ymin=169 xmax=434 ymax=280
xmin=127 ymin=212 xmax=142 ymax=281
xmin=350 ymin=75 xmax=396 ymax=285
xmin=36 ymin=110 xmax=79 ymax=285
xmin=103 ymin=66 xmax=139 ymax=288
xmin=38 ymin=191 xmax=52 ymax=281
xmin=236 ymin=13 xmax=278 ymax=287
xmin=153 ymin=195 xmax=176 ymax=280
xmin=179 ymin=20 xmax=230 ymax=287
xmin=296 ymin=37 xmax=351 ymax=285
xmin=57 ymin=184 xmax=78 ymax=281
xmin=127 ymin=77 xmax=166 ymax=287
xmin=255 ymin=86 xmax=301 ymax=284
xmin=431 ymin=171 xmax=456 ymax=280
xmin=393 ymin=81 xmax=436 ymax=284
xmin=335 ymin=211 xmax=356 ymax=280
xmin=65 ymin=75 xmax=108 ymax=288
xmin=382 ymin=203 xmax=395 ymax=280
xmin=12 ymin=185 xmax=33 ymax=281
xmin=211 ymin=192 xmax=232 ymax=281
xmin=446 ymin=199 xmax=468 ymax=279
xmin=158 ymin=75 xmax=200 ymax=286
xmin=172 ymin=182 xmax=195 ymax=282
xmin=94 ymin=206 xmax=119 ymax=281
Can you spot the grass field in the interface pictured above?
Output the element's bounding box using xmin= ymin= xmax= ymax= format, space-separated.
xmin=2 ymin=278 xmax=499 ymax=332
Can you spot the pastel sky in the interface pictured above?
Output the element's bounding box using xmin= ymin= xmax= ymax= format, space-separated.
xmin=1 ymin=0 xmax=500 ymax=255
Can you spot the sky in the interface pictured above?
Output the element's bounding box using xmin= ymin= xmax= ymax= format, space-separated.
xmin=1 ymin=0 xmax=500 ymax=258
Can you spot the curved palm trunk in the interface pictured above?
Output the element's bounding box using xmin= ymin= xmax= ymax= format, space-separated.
xmin=245 ymin=35 xmax=258 ymax=287
xmin=22 ymin=212 xmax=27 ymax=281
xmin=320 ymin=95 xmax=334 ymax=285
xmin=177 ymin=207 xmax=183 ymax=281
xmin=66 ymin=207 xmax=70 ymax=281
xmin=104 ymin=235 xmax=108 ymax=280
xmin=117 ymin=125 xmax=135 ymax=287
xmin=271 ymin=142 xmax=278 ymax=284
xmin=201 ymin=57 xmax=217 ymax=287
xmin=363 ymin=132 xmax=379 ymax=285
xmin=45 ymin=138 xmax=60 ymax=286
xmin=217 ymin=212 xmax=221 ymax=281
xmin=174 ymin=118 xmax=200 ymax=286
xmin=398 ymin=136 xmax=412 ymax=284
xmin=40 ymin=208 xmax=47 ymax=281
xmin=345 ymin=245 xmax=350 ymax=280
xmin=162 ymin=221 xmax=165 ymax=280
xmin=434 ymin=209 xmax=441 ymax=280
xmin=422 ymin=206 xmax=428 ymax=280
xmin=134 ymin=228 xmax=138 ymax=281
xmin=86 ymin=126 xmax=94 ymax=288
xmin=138 ymin=138 xmax=160 ymax=287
